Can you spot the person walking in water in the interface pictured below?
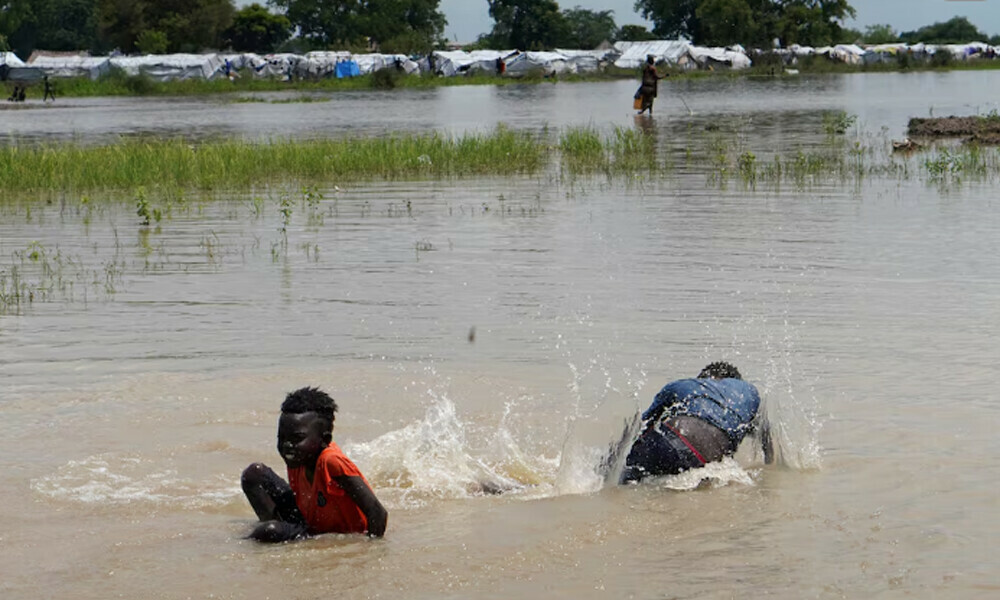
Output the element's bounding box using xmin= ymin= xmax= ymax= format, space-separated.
xmin=635 ymin=54 xmax=667 ymax=115
xmin=43 ymin=76 xmax=55 ymax=102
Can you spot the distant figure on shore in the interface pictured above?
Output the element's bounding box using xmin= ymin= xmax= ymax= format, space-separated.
xmin=17 ymin=86 xmax=25 ymax=102
xmin=635 ymin=54 xmax=667 ymax=115
xmin=241 ymin=386 xmax=388 ymax=542
xmin=8 ymin=86 xmax=19 ymax=102
xmin=496 ymin=57 xmax=506 ymax=76
xmin=618 ymin=361 xmax=773 ymax=483
xmin=43 ymin=76 xmax=55 ymax=102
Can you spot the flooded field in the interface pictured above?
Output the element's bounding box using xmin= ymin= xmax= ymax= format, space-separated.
xmin=2 ymin=71 xmax=1000 ymax=599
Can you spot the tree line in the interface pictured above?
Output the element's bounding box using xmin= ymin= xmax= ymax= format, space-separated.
xmin=0 ymin=0 xmax=996 ymax=61
xmin=849 ymin=16 xmax=1000 ymax=47
xmin=0 ymin=0 xmax=448 ymax=57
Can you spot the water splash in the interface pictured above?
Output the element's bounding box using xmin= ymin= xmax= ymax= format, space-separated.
xmin=348 ymin=395 xmax=556 ymax=508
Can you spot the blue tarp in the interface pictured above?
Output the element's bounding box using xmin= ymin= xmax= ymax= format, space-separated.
xmin=335 ymin=60 xmax=360 ymax=78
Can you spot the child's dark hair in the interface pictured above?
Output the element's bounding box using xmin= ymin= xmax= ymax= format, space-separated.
xmin=698 ymin=361 xmax=742 ymax=380
xmin=281 ymin=387 xmax=338 ymax=428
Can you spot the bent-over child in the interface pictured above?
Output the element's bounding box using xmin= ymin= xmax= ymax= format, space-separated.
xmin=241 ymin=387 xmax=388 ymax=542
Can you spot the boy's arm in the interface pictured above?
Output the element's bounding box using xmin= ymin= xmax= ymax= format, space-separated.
xmin=757 ymin=414 xmax=775 ymax=465
xmin=336 ymin=476 xmax=388 ymax=537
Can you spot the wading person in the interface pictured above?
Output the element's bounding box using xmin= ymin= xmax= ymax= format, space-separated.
xmin=635 ymin=54 xmax=667 ymax=115
xmin=43 ymin=76 xmax=55 ymax=102
xmin=620 ymin=361 xmax=773 ymax=483
xmin=241 ymin=387 xmax=388 ymax=542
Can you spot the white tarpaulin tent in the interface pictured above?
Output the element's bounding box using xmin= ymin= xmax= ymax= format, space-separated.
xmin=28 ymin=55 xmax=111 ymax=79
xmin=938 ymin=42 xmax=991 ymax=60
xmin=300 ymin=50 xmax=352 ymax=78
xmin=689 ymin=45 xmax=752 ymax=69
xmin=431 ymin=50 xmax=513 ymax=76
xmin=828 ymin=44 xmax=866 ymax=64
xmin=556 ymin=48 xmax=616 ymax=73
xmin=245 ymin=53 xmax=300 ymax=78
xmin=1 ymin=52 xmax=26 ymax=67
xmin=613 ymin=40 xmax=700 ymax=69
xmin=2 ymin=52 xmax=39 ymax=82
xmin=110 ymin=54 xmax=223 ymax=81
xmin=505 ymin=51 xmax=569 ymax=76
xmin=353 ymin=53 xmax=419 ymax=75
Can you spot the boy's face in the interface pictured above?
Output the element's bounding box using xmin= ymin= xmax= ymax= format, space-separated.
xmin=276 ymin=411 xmax=331 ymax=468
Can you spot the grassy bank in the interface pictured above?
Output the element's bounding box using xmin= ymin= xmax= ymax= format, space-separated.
xmin=0 ymin=125 xmax=667 ymax=193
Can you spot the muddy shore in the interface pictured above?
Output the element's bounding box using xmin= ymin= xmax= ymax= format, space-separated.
xmin=908 ymin=115 xmax=1000 ymax=144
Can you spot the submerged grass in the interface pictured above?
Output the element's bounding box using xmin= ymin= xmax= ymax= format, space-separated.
xmin=5 ymin=118 xmax=998 ymax=197
xmin=0 ymin=127 xmax=555 ymax=192
xmin=559 ymin=125 xmax=663 ymax=174
xmin=0 ymin=125 xmax=670 ymax=194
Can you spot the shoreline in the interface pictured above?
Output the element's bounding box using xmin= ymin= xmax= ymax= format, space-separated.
xmin=7 ymin=59 xmax=1000 ymax=100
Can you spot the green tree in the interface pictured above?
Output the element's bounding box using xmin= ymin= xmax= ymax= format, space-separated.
xmin=561 ymin=7 xmax=617 ymax=49
xmin=899 ymin=16 xmax=986 ymax=44
xmin=357 ymin=0 xmax=446 ymax=52
xmin=636 ymin=0 xmax=854 ymax=46
xmin=226 ymin=3 xmax=291 ymax=52
xmin=4 ymin=0 xmax=97 ymax=55
xmin=136 ymin=28 xmax=168 ymax=54
xmin=0 ymin=1 xmax=32 ymax=45
xmin=837 ymin=26 xmax=861 ymax=44
xmin=694 ymin=0 xmax=758 ymax=46
xmin=97 ymin=0 xmax=234 ymax=54
xmin=269 ymin=0 xmax=445 ymax=51
xmin=862 ymin=23 xmax=897 ymax=44
xmin=150 ymin=0 xmax=235 ymax=52
xmin=96 ymin=0 xmax=146 ymax=52
xmin=269 ymin=0 xmax=361 ymax=48
xmin=0 ymin=0 xmax=33 ymax=56
xmin=487 ymin=0 xmax=568 ymax=50
xmin=617 ymin=24 xmax=656 ymax=41
xmin=633 ymin=0 xmax=700 ymax=40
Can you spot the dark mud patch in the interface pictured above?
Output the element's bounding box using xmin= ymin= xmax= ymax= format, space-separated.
xmin=908 ymin=116 xmax=1000 ymax=144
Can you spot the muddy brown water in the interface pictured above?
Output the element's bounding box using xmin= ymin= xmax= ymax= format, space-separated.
xmin=2 ymin=71 xmax=1000 ymax=599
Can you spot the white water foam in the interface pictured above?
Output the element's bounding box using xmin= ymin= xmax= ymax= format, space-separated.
xmin=348 ymin=395 xmax=559 ymax=508
xmin=31 ymin=454 xmax=240 ymax=507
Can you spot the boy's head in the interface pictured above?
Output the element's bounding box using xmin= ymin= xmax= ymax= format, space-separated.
xmin=276 ymin=387 xmax=339 ymax=468
xmin=281 ymin=386 xmax=338 ymax=429
xmin=697 ymin=361 xmax=742 ymax=380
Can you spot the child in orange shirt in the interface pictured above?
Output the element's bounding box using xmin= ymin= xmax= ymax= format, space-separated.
xmin=241 ymin=387 xmax=388 ymax=542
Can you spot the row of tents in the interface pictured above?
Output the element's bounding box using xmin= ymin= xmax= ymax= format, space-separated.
xmin=2 ymin=40 xmax=998 ymax=83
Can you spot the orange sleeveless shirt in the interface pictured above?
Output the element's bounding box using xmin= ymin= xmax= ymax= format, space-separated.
xmin=287 ymin=442 xmax=371 ymax=534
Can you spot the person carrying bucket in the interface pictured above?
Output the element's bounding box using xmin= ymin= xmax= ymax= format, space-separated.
xmin=634 ymin=54 xmax=667 ymax=115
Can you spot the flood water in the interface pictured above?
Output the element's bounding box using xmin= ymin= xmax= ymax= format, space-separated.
xmin=2 ymin=72 xmax=999 ymax=599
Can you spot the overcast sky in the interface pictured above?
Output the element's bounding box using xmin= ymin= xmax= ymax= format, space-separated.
xmin=436 ymin=0 xmax=1000 ymax=43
